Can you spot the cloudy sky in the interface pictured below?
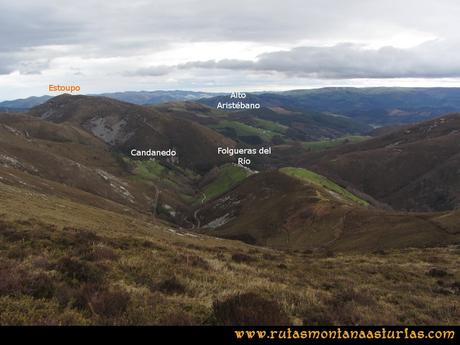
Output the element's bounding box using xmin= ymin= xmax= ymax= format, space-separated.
xmin=1 ymin=0 xmax=460 ymax=100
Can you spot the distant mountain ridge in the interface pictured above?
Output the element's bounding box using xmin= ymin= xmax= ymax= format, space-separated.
xmin=5 ymin=87 xmax=460 ymax=127
xmin=96 ymin=90 xmax=223 ymax=105
xmin=199 ymin=87 xmax=460 ymax=125
xmin=0 ymin=90 xmax=222 ymax=109
xmin=0 ymin=95 xmax=52 ymax=109
xmin=5 ymin=87 xmax=460 ymax=128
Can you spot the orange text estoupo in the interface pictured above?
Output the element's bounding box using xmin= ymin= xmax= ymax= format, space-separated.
xmin=48 ymin=84 xmax=81 ymax=93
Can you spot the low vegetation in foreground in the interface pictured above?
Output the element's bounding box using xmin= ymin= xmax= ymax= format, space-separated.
xmin=0 ymin=181 xmax=458 ymax=325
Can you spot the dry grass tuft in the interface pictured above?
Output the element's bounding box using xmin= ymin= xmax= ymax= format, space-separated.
xmin=212 ymin=292 xmax=290 ymax=325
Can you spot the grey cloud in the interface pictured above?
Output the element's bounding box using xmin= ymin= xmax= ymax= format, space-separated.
xmin=0 ymin=50 xmax=51 ymax=75
xmin=125 ymin=65 xmax=174 ymax=77
xmin=179 ymin=59 xmax=255 ymax=70
xmin=2 ymin=0 xmax=460 ymax=88
xmin=2 ymin=0 xmax=460 ymax=55
xmin=176 ymin=40 xmax=460 ymax=79
xmin=0 ymin=55 xmax=15 ymax=74
xmin=0 ymin=2 xmax=86 ymax=54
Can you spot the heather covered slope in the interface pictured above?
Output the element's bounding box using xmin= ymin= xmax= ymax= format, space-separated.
xmin=0 ymin=110 xmax=231 ymax=226
xmin=196 ymin=170 xmax=460 ymax=252
xmin=28 ymin=95 xmax=235 ymax=172
xmin=0 ymin=181 xmax=459 ymax=325
xmin=300 ymin=114 xmax=460 ymax=212
xmin=0 ymin=112 xmax=155 ymax=213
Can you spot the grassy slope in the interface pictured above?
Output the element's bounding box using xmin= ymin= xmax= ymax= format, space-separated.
xmin=253 ymin=118 xmax=288 ymax=134
xmin=0 ymin=181 xmax=459 ymax=325
xmin=212 ymin=120 xmax=276 ymax=141
xmin=132 ymin=160 xmax=166 ymax=180
xmin=280 ymin=167 xmax=369 ymax=206
xmin=303 ymin=136 xmax=370 ymax=151
xmin=203 ymin=164 xmax=250 ymax=200
xmin=127 ymin=159 xmax=200 ymax=221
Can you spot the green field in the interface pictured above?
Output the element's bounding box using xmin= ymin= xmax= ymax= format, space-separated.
xmin=280 ymin=167 xmax=369 ymax=206
xmin=213 ymin=120 xmax=276 ymax=141
xmin=253 ymin=118 xmax=288 ymax=134
xmin=132 ymin=160 xmax=166 ymax=180
xmin=203 ymin=164 xmax=250 ymax=200
xmin=303 ymin=135 xmax=370 ymax=151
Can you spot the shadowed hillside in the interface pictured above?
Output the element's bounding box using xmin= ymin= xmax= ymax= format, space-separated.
xmin=197 ymin=170 xmax=460 ymax=252
xmin=29 ymin=95 xmax=235 ymax=172
xmin=299 ymin=114 xmax=460 ymax=212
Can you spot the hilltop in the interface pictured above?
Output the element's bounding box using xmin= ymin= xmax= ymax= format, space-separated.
xmin=28 ymin=95 xmax=235 ymax=173
xmin=196 ymin=169 xmax=460 ymax=252
xmin=0 ymin=91 xmax=221 ymax=109
xmin=300 ymin=114 xmax=460 ymax=211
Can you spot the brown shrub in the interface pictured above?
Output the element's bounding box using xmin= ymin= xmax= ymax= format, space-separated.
xmin=212 ymin=292 xmax=290 ymax=325
xmin=56 ymin=228 xmax=100 ymax=250
xmin=55 ymin=256 xmax=105 ymax=283
xmin=452 ymin=281 xmax=460 ymax=295
xmin=215 ymin=252 xmax=226 ymax=261
xmin=426 ymin=268 xmax=449 ymax=277
xmin=157 ymin=276 xmax=186 ymax=295
xmin=231 ymin=253 xmax=256 ymax=264
xmin=68 ymin=283 xmax=130 ymax=318
xmin=65 ymin=228 xmax=101 ymax=243
xmin=23 ymin=272 xmax=56 ymax=298
xmin=132 ymin=271 xmax=155 ymax=288
xmin=0 ymin=265 xmax=55 ymax=298
xmin=0 ymin=226 xmax=26 ymax=242
xmin=54 ymin=282 xmax=78 ymax=307
xmin=174 ymin=253 xmax=210 ymax=269
xmin=84 ymin=245 xmax=119 ymax=262
xmin=32 ymin=256 xmax=52 ymax=269
xmin=300 ymin=303 xmax=335 ymax=325
xmin=332 ymin=287 xmax=376 ymax=307
xmin=262 ymin=253 xmax=278 ymax=260
xmin=89 ymin=288 xmax=130 ymax=318
xmin=6 ymin=246 xmax=28 ymax=259
xmin=159 ymin=311 xmax=195 ymax=325
xmin=70 ymin=283 xmax=100 ymax=311
xmin=141 ymin=240 xmax=165 ymax=250
xmin=0 ymin=265 xmax=22 ymax=295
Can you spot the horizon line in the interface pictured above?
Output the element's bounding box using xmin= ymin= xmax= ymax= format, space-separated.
xmin=4 ymin=85 xmax=460 ymax=103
